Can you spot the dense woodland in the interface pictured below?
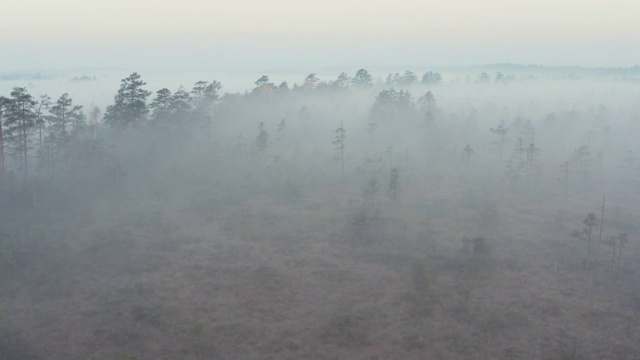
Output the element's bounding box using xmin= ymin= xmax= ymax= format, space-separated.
xmin=0 ymin=67 xmax=639 ymax=359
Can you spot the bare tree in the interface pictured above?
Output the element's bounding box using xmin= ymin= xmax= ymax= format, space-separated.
xmin=0 ymin=96 xmax=8 ymax=174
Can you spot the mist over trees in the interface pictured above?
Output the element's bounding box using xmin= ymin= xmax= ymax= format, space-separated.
xmin=1 ymin=67 xmax=640 ymax=359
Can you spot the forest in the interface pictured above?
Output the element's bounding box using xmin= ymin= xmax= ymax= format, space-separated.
xmin=0 ymin=67 xmax=639 ymax=359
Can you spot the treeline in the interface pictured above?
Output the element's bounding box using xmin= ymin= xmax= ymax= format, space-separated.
xmin=0 ymin=67 xmax=637 ymax=218
xmin=0 ymin=69 xmax=437 ymax=211
xmin=0 ymin=68 xmax=444 ymax=178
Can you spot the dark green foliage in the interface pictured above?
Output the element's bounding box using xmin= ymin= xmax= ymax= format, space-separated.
xmin=254 ymin=75 xmax=269 ymax=86
xmin=421 ymin=71 xmax=443 ymax=85
xmin=417 ymin=91 xmax=436 ymax=112
xmin=333 ymin=72 xmax=351 ymax=88
xmin=103 ymin=72 xmax=151 ymax=129
xmin=400 ymin=70 xmax=418 ymax=85
xmin=352 ymin=69 xmax=372 ymax=87
xmin=370 ymin=88 xmax=416 ymax=122
xmin=303 ymin=73 xmax=319 ymax=89
xmin=47 ymin=93 xmax=85 ymax=146
xmin=4 ymin=87 xmax=37 ymax=177
xmin=150 ymin=88 xmax=172 ymax=123
xmin=385 ymin=70 xmax=419 ymax=86
xmin=169 ymin=86 xmax=193 ymax=122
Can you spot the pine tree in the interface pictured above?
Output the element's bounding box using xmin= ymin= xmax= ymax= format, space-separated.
xmin=192 ymin=80 xmax=222 ymax=140
xmin=256 ymin=122 xmax=269 ymax=165
xmin=4 ymin=87 xmax=37 ymax=179
xmin=47 ymin=93 xmax=84 ymax=147
xmin=150 ymin=88 xmax=172 ymax=123
xmin=333 ymin=121 xmax=346 ymax=179
xmin=418 ymin=91 xmax=436 ymax=112
xmin=103 ymin=72 xmax=151 ymax=130
xmin=0 ymin=96 xmax=9 ymax=174
xmin=334 ymin=73 xmax=351 ymax=88
xmin=421 ymin=71 xmax=443 ymax=85
xmin=352 ymin=69 xmax=373 ymax=87
xmin=169 ymin=87 xmax=192 ymax=123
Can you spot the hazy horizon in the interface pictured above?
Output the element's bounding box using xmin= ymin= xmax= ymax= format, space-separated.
xmin=2 ymin=0 xmax=639 ymax=71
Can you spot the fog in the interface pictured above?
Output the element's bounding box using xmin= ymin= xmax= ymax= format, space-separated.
xmin=1 ymin=66 xmax=640 ymax=359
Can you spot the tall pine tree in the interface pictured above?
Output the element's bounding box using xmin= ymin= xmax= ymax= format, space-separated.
xmin=47 ymin=93 xmax=85 ymax=147
xmin=103 ymin=72 xmax=151 ymax=130
xmin=4 ymin=87 xmax=37 ymax=179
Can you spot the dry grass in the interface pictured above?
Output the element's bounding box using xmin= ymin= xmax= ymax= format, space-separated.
xmin=0 ymin=178 xmax=639 ymax=360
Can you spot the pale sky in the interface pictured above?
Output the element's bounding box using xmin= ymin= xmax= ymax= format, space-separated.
xmin=2 ymin=0 xmax=639 ymax=70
